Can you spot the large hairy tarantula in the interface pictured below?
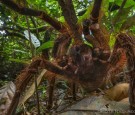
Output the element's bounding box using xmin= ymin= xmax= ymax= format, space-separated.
xmin=2 ymin=0 xmax=135 ymax=114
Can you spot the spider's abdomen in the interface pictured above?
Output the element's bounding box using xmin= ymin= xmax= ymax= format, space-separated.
xmin=77 ymin=60 xmax=108 ymax=92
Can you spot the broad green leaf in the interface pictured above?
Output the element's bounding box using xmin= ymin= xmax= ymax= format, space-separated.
xmin=109 ymin=34 xmax=116 ymax=48
xmin=112 ymin=6 xmax=133 ymax=25
xmin=109 ymin=0 xmax=115 ymax=2
xmin=36 ymin=41 xmax=54 ymax=52
xmin=59 ymin=16 xmax=65 ymax=22
xmin=13 ymin=49 xmax=27 ymax=53
xmin=84 ymin=41 xmax=92 ymax=47
xmin=9 ymin=58 xmax=29 ymax=64
xmin=115 ymin=0 xmax=135 ymax=8
xmin=121 ymin=15 xmax=135 ymax=30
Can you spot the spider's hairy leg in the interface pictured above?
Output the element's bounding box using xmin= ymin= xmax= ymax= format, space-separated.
xmin=114 ymin=33 xmax=135 ymax=73
xmin=90 ymin=0 xmax=109 ymax=49
xmin=49 ymin=33 xmax=72 ymax=108
xmin=107 ymin=47 xmax=127 ymax=85
xmin=116 ymin=33 xmax=135 ymax=111
xmin=82 ymin=19 xmax=100 ymax=48
xmin=52 ymin=33 xmax=71 ymax=59
xmin=86 ymin=0 xmax=111 ymax=61
xmin=7 ymin=58 xmax=75 ymax=115
xmin=7 ymin=59 xmax=41 ymax=115
xmin=52 ymin=35 xmax=72 ymax=79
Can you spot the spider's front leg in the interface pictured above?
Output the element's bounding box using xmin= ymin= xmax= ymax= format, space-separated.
xmin=115 ymin=33 xmax=135 ymax=111
xmin=106 ymin=47 xmax=127 ymax=87
xmin=7 ymin=55 xmax=76 ymax=115
xmin=7 ymin=59 xmax=41 ymax=115
xmin=7 ymin=35 xmax=72 ymax=115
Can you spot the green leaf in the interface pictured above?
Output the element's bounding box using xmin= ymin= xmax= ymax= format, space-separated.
xmin=115 ymin=0 xmax=135 ymax=8
xmin=109 ymin=0 xmax=115 ymax=2
xmin=112 ymin=6 xmax=133 ymax=25
xmin=9 ymin=58 xmax=29 ymax=64
xmin=109 ymin=34 xmax=116 ymax=49
xmin=36 ymin=41 xmax=54 ymax=52
xmin=121 ymin=15 xmax=135 ymax=30
xmin=84 ymin=41 xmax=92 ymax=47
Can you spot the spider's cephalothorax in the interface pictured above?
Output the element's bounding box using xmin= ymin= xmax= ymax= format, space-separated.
xmin=69 ymin=44 xmax=93 ymax=67
xmin=57 ymin=44 xmax=110 ymax=91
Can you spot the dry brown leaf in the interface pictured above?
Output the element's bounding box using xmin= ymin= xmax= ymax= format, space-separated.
xmin=0 ymin=81 xmax=16 ymax=114
xmin=18 ymin=69 xmax=46 ymax=106
xmin=58 ymin=95 xmax=129 ymax=115
xmin=104 ymin=83 xmax=129 ymax=101
xmin=57 ymin=83 xmax=129 ymax=115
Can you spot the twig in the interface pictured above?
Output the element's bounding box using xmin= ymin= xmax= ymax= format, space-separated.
xmin=34 ymin=75 xmax=41 ymax=115
xmin=26 ymin=16 xmax=35 ymax=57
xmin=30 ymin=16 xmax=40 ymax=39
xmin=72 ymin=83 xmax=76 ymax=101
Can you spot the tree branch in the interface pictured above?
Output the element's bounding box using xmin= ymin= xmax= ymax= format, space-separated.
xmin=0 ymin=0 xmax=65 ymax=31
xmin=3 ymin=30 xmax=26 ymax=40
xmin=0 ymin=26 xmax=19 ymax=32
xmin=30 ymin=16 xmax=40 ymax=39
xmin=15 ymin=24 xmax=52 ymax=33
xmin=0 ymin=25 xmax=51 ymax=33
